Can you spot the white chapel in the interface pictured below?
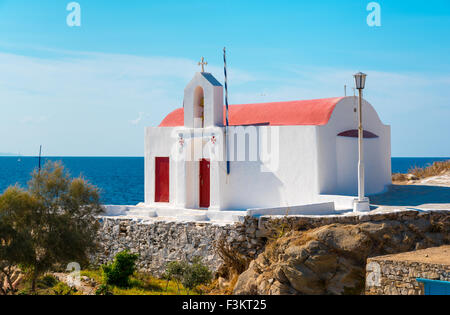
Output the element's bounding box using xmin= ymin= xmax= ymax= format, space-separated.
xmin=143 ymin=68 xmax=391 ymax=217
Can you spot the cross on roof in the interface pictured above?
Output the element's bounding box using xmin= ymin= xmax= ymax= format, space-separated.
xmin=198 ymin=57 xmax=208 ymax=72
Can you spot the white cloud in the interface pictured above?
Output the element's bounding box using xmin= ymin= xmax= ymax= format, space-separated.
xmin=0 ymin=50 xmax=258 ymax=156
xmin=0 ymin=49 xmax=449 ymax=156
xmin=130 ymin=112 xmax=146 ymax=125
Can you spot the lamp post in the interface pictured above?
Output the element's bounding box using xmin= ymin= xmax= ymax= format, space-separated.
xmin=353 ymin=72 xmax=370 ymax=212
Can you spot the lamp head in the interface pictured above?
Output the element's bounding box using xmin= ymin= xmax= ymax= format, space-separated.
xmin=354 ymin=72 xmax=367 ymax=90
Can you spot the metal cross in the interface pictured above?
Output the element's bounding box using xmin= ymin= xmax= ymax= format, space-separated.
xmin=198 ymin=57 xmax=208 ymax=72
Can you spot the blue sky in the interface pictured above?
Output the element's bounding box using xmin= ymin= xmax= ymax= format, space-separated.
xmin=0 ymin=0 xmax=449 ymax=156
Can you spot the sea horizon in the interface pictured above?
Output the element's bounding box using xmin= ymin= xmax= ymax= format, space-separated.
xmin=1 ymin=156 xmax=449 ymax=205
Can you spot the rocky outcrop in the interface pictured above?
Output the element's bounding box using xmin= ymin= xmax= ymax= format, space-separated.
xmin=233 ymin=213 xmax=450 ymax=295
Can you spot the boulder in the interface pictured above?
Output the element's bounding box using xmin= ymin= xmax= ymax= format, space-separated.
xmin=233 ymin=217 xmax=449 ymax=295
xmin=407 ymin=174 xmax=419 ymax=181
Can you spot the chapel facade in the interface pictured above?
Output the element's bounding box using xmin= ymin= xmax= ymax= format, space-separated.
xmin=144 ymin=71 xmax=391 ymax=211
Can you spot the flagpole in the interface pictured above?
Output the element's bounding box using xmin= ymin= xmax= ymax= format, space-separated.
xmin=223 ymin=47 xmax=230 ymax=175
xmin=38 ymin=145 xmax=42 ymax=174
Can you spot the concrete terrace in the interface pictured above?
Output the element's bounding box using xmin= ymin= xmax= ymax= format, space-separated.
xmin=102 ymin=173 xmax=450 ymax=224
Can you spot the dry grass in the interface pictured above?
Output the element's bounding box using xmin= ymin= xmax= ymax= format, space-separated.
xmin=392 ymin=160 xmax=450 ymax=182
xmin=214 ymin=239 xmax=251 ymax=278
xmin=211 ymin=239 xmax=251 ymax=295
xmin=392 ymin=173 xmax=409 ymax=182
xmin=204 ymin=274 xmax=240 ymax=295
xmin=409 ymin=160 xmax=450 ymax=178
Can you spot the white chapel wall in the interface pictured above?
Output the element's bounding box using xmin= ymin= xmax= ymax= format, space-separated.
xmin=219 ymin=125 xmax=321 ymax=210
xmin=144 ymin=127 xmax=179 ymax=206
xmin=145 ymin=97 xmax=391 ymax=210
xmin=316 ymin=97 xmax=391 ymax=196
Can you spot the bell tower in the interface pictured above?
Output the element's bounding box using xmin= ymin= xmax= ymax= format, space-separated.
xmin=183 ymin=59 xmax=224 ymax=128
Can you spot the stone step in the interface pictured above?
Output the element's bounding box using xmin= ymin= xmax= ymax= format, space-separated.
xmin=127 ymin=209 xmax=157 ymax=217
xmin=176 ymin=213 xmax=209 ymax=222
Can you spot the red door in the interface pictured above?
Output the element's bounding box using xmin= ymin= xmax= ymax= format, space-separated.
xmin=199 ymin=159 xmax=210 ymax=208
xmin=155 ymin=157 xmax=170 ymax=203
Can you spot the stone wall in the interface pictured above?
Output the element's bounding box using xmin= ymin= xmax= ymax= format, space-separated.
xmin=257 ymin=210 xmax=448 ymax=235
xmin=95 ymin=217 xmax=264 ymax=277
xmin=94 ymin=210 xmax=449 ymax=278
xmin=365 ymin=247 xmax=450 ymax=295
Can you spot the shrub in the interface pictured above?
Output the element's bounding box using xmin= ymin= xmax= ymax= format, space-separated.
xmin=181 ymin=257 xmax=212 ymax=293
xmin=164 ymin=258 xmax=212 ymax=294
xmin=95 ymin=284 xmax=114 ymax=295
xmin=38 ymin=275 xmax=58 ymax=288
xmin=165 ymin=261 xmax=187 ymax=283
xmin=409 ymin=160 xmax=450 ymax=179
xmin=393 ymin=160 xmax=450 ymax=182
xmin=52 ymin=282 xmax=78 ymax=295
xmin=101 ymin=251 xmax=139 ymax=287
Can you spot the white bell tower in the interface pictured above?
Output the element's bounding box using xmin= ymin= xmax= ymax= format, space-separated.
xmin=183 ymin=59 xmax=224 ymax=128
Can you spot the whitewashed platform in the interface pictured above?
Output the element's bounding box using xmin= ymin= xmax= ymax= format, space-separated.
xmin=102 ymin=200 xmax=346 ymax=224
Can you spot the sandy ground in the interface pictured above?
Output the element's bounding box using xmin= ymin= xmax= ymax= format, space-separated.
xmin=370 ymin=246 xmax=450 ymax=266
xmin=371 ymin=172 xmax=450 ymax=212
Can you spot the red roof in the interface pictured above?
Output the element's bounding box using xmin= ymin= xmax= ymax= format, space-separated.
xmin=159 ymin=97 xmax=345 ymax=127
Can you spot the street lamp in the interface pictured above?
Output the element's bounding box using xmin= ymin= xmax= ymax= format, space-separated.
xmin=354 ymin=72 xmax=367 ymax=90
xmin=353 ymin=72 xmax=370 ymax=212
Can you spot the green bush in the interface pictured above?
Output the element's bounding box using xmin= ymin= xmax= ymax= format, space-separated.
xmin=182 ymin=257 xmax=212 ymax=292
xmin=52 ymin=282 xmax=78 ymax=295
xmin=38 ymin=275 xmax=58 ymax=288
xmin=101 ymin=251 xmax=139 ymax=287
xmin=164 ymin=257 xmax=212 ymax=294
xmin=95 ymin=284 xmax=114 ymax=295
xmin=165 ymin=261 xmax=187 ymax=282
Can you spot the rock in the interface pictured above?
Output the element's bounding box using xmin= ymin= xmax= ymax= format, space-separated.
xmin=218 ymin=277 xmax=229 ymax=290
xmin=281 ymin=264 xmax=323 ymax=295
xmin=93 ymin=211 xmax=448 ymax=287
xmin=268 ymin=280 xmax=295 ymax=295
xmin=233 ymin=267 xmax=259 ymax=295
xmin=233 ymin=217 xmax=449 ymax=295
xmin=407 ymin=174 xmax=419 ymax=181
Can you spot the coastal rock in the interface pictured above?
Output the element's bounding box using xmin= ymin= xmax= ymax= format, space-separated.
xmin=407 ymin=174 xmax=419 ymax=181
xmin=233 ymin=216 xmax=449 ymax=295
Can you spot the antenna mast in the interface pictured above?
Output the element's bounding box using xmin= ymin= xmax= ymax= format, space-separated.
xmin=38 ymin=145 xmax=42 ymax=173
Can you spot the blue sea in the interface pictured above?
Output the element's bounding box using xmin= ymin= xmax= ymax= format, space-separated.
xmin=0 ymin=157 xmax=448 ymax=205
